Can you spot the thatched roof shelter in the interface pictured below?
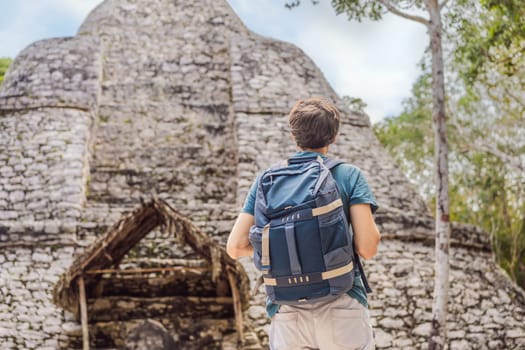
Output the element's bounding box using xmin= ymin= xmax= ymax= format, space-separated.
xmin=53 ymin=197 xmax=250 ymax=348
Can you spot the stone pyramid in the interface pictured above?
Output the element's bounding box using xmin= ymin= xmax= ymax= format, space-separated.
xmin=0 ymin=0 xmax=524 ymax=348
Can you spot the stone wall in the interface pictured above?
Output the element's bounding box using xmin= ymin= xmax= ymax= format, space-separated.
xmin=368 ymin=240 xmax=525 ymax=349
xmin=0 ymin=246 xmax=77 ymax=349
xmin=0 ymin=0 xmax=524 ymax=349
xmin=77 ymin=0 xmax=242 ymax=242
xmin=0 ymin=37 xmax=101 ymax=244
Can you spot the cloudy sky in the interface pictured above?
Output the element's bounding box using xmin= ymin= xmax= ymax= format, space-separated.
xmin=0 ymin=0 xmax=428 ymax=123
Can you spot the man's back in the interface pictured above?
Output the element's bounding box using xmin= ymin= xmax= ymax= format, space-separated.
xmin=227 ymin=98 xmax=381 ymax=350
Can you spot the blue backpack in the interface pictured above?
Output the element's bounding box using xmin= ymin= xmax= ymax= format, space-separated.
xmin=249 ymin=155 xmax=370 ymax=305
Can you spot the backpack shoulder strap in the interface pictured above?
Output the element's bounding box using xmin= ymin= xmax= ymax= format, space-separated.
xmin=353 ymin=247 xmax=373 ymax=293
xmin=324 ymin=158 xmax=373 ymax=294
xmin=323 ymin=158 xmax=344 ymax=170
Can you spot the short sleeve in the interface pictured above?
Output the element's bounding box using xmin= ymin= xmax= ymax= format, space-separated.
xmin=241 ymin=176 xmax=259 ymax=215
xmin=349 ymin=170 xmax=378 ymax=214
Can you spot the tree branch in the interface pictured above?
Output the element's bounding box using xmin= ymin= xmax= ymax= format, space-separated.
xmin=375 ymin=0 xmax=430 ymax=26
xmin=439 ymin=0 xmax=450 ymax=11
xmin=503 ymin=86 xmax=525 ymax=109
xmin=451 ymin=118 xmax=524 ymax=173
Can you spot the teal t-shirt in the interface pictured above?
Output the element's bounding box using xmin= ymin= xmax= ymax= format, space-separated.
xmin=242 ymin=151 xmax=378 ymax=318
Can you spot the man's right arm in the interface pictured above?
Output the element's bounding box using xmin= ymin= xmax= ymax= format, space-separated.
xmin=227 ymin=175 xmax=259 ymax=259
xmin=226 ymin=213 xmax=254 ymax=259
xmin=350 ymin=203 xmax=381 ymax=260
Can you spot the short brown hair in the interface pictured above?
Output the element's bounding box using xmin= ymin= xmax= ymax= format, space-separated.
xmin=289 ymin=98 xmax=341 ymax=149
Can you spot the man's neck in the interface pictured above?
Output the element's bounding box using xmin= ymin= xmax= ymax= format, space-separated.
xmin=300 ymin=146 xmax=329 ymax=155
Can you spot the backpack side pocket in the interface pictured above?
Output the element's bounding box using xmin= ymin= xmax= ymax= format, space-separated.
xmin=318 ymin=209 xmax=351 ymax=259
xmin=249 ymin=225 xmax=264 ymax=270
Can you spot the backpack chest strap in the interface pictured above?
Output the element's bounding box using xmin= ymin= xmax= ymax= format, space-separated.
xmin=269 ymin=198 xmax=343 ymax=226
xmin=263 ymin=261 xmax=354 ymax=287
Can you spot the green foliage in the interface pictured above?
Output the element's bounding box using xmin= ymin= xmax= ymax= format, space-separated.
xmin=373 ymin=73 xmax=435 ymax=196
xmin=341 ymin=95 xmax=368 ymax=114
xmin=329 ymin=0 xmax=385 ymax=22
xmin=450 ymin=0 xmax=525 ymax=84
xmin=0 ymin=57 xmax=12 ymax=86
xmin=369 ymin=0 xmax=525 ymax=286
xmin=286 ymin=0 xmax=427 ymax=22
xmin=373 ymin=67 xmax=525 ymax=288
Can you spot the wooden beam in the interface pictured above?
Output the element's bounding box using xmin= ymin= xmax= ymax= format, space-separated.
xmin=227 ymin=270 xmax=244 ymax=344
xmin=123 ymin=257 xmax=208 ymax=268
xmin=85 ymin=266 xmax=208 ymax=275
xmin=78 ymin=275 xmax=90 ymax=350
xmin=78 ymin=205 xmax=162 ymax=272
xmin=89 ymin=270 xmax=218 ymax=299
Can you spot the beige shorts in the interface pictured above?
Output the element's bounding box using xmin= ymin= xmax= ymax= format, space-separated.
xmin=269 ymin=294 xmax=375 ymax=350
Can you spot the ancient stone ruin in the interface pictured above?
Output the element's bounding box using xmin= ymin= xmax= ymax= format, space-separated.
xmin=0 ymin=0 xmax=524 ymax=349
xmin=52 ymin=198 xmax=250 ymax=349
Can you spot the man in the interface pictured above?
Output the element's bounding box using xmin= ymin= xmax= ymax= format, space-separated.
xmin=227 ymin=97 xmax=381 ymax=350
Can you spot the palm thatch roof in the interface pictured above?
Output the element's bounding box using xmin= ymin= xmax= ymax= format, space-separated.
xmin=53 ymin=197 xmax=250 ymax=317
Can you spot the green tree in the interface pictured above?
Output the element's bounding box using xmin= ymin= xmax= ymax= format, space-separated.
xmin=448 ymin=0 xmax=525 ymax=287
xmin=287 ymin=1 xmax=452 ymax=346
xmin=341 ymin=95 xmax=368 ymax=115
xmin=375 ymin=71 xmax=525 ymax=287
xmin=373 ymin=74 xmax=434 ymax=199
xmin=0 ymin=58 xmax=12 ymax=86
xmin=450 ymin=0 xmax=525 ymax=85
xmin=373 ymin=0 xmax=525 ymax=287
